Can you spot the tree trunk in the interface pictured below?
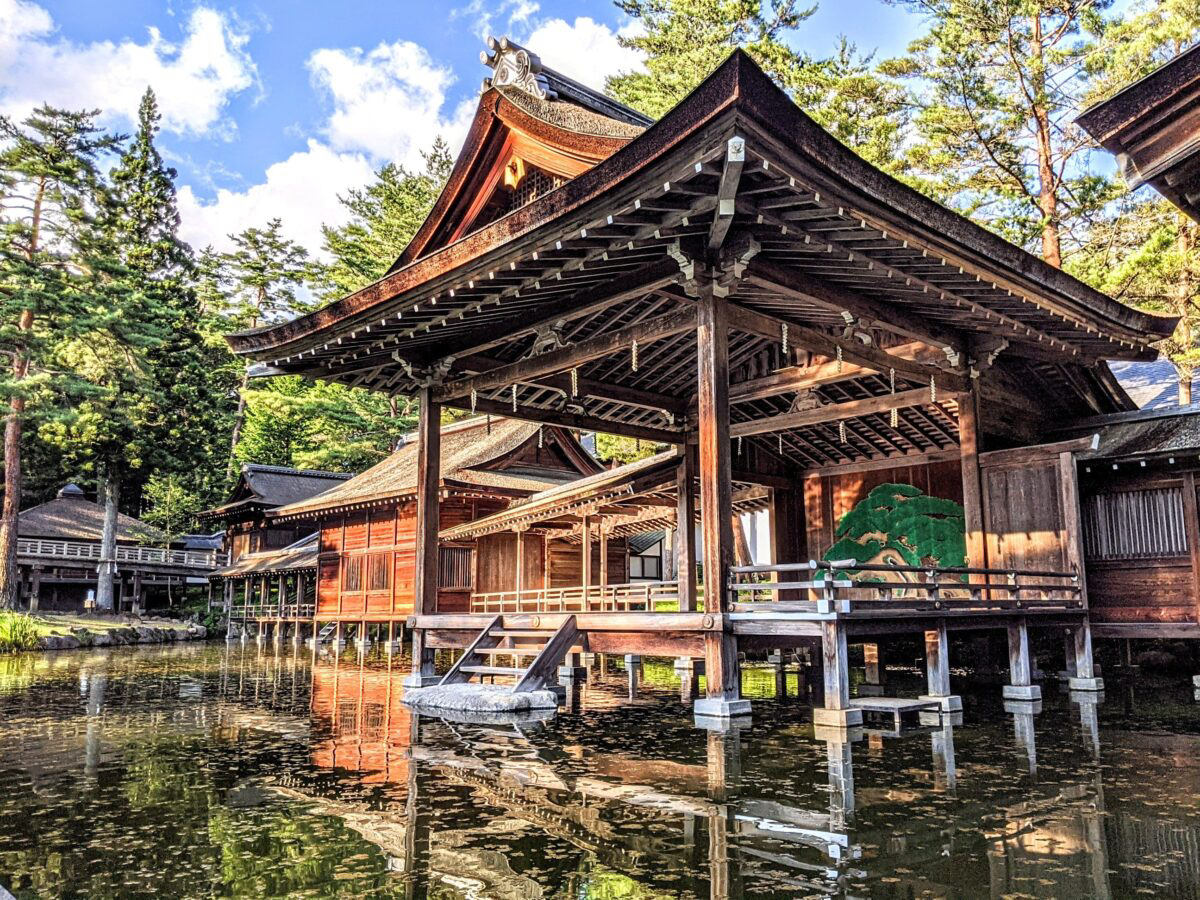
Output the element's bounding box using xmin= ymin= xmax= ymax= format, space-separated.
xmin=95 ymin=468 xmax=120 ymax=612
xmin=1029 ymin=13 xmax=1062 ymax=268
xmin=0 ymin=179 xmax=44 ymax=611
xmin=226 ymin=366 xmax=250 ymax=480
xmin=1180 ymin=370 xmax=1193 ymax=407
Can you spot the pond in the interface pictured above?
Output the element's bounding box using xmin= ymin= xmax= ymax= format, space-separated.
xmin=0 ymin=643 xmax=1197 ymax=898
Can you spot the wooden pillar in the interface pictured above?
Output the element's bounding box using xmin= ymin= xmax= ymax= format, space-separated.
xmin=957 ymin=390 xmax=987 ymax=573
xmin=813 ymin=619 xmax=861 ymax=729
xmin=295 ymin=572 xmax=307 ymax=615
xmin=581 ymin=514 xmax=592 ymax=600
xmin=923 ymin=621 xmax=958 ymax=707
xmin=675 ymin=444 xmax=698 ymax=611
xmin=769 ymin=484 xmax=805 ymax=601
xmin=131 ymin=571 xmax=143 ymax=615
xmin=407 ymin=386 xmax=440 ymax=687
xmin=28 ymin=565 xmax=41 ymax=613
xmin=1003 ymin=618 xmax=1041 ymax=701
xmin=278 ymin=573 xmax=288 ymax=617
xmin=1067 ymin=620 xmax=1104 ymax=691
xmin=514 ymin=529 xmax=525 ymax=597
xmin=599 ymin=524 xmax=609 ymax=588
xmin=694 ymin=285 xmax=746 ymax=721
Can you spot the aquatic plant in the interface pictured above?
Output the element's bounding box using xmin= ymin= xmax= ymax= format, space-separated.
xmin=0 ymin=612 xmax=40 ymax=653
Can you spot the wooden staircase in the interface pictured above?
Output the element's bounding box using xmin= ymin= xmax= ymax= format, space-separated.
xmin=439 ymin=615 xmax=582 ymax=693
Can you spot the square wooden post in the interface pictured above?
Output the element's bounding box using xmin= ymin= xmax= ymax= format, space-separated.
xmin=693 ymin=285 xmax=749 ymax=722
xmin=1067 ymin=620 xmax=1104 ymax=691
xmin=813 ymin=617 xmax=861 ymax=730
xmin=406 ymin=386 xmax=440 ymax=688
xmin=921 ymin=620 xmax=962 ymax=710
xmin=580 ymin=514 xmax=592 ymax=606
xmin=676 ymin=444 xmax=698 ymax=611
xmin=1003 ymin=618 xmax=1042 ymax=701
xmin=599 ymin=524 xmax=609 ymax=589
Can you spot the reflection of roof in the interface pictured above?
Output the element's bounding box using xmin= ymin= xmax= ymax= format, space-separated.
xmin=209 ymin=533 xmax=318 ymax=579
xmin=1110 ymin=359 xmax=1195 ymax=410
xmin=201 ymin=464 xmax=353 ymax=521
xmin=18 ymin=487 xmax=165 ymax=544
xmin=271 ymin=417 xmax=599 ymax=522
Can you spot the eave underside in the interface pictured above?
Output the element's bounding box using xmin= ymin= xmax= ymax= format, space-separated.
xmin=237 ymin=98 xmax=1168 ymax=471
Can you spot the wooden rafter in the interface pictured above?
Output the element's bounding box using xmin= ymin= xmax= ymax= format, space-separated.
xmin=729 ymin=386 xmax=943 ymax=438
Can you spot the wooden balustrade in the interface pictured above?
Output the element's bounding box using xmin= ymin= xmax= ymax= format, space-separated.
xmin=470 ymin=580 xmax=681 ymax=614
xmin=729 ymin=559 xmax=1083 ymax=614
xmin=17 ymin=538 xmax=222 ymax=569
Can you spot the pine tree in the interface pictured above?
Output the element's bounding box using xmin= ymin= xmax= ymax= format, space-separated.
xmin=607 ymin=0 xmax=819 ymax=119
xmin=884 ymin=0 xmax=1114 ymax=267
xmin=0 ymin=106 xmax=121 ymax=610
xmin=317 ymin=140 xmax=452 ymax=297
xmin=1076 ymin=0 xmax=1200 ymax=402
xmin=218 ymin=220 xmax=312 ymax=475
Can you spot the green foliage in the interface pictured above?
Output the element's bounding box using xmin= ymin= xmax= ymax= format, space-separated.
xmin=823 ymin=483 xmax=966 ymax=578
xmin=140 ymin=473 xmax=206 ymax=545
xmin=316 ymin=139 xmax=452 ymax=297
xmin=884 ymin=0 xmax=1114 ymax=265
xmin=0 ymin=611 xmax=39 ymax=652
xmin=593 ymin=433 xmax=666 ymax=465
xmin=607 ymin=0 xmax=819 ymax=119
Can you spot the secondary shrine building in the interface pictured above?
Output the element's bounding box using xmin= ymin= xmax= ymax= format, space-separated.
xmin=227 ymin=41 xmax=1193 ymax=724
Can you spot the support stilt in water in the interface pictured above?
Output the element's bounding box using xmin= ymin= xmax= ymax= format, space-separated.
xmin=1004 ymin=618 xmax=1042 ymax=701
xmin=920 ymin=621 xmax=962 ymax=711
xmin=859 ymin=642 xmax=884 ymax=697
xmin=813 ymin=619 xmax=863 ymax=730
xmin=1067 ymin=620 xmax=1104 ymax=692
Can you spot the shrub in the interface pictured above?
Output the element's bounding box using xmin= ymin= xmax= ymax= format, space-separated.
xmin=0 ymin=612 xmax=40 ymax=653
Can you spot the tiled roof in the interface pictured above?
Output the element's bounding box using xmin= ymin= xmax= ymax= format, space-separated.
xmin=18 ymin=489 xmax=165 ymax=544
xmin=209 ymin=533 xmax=318 ymax=579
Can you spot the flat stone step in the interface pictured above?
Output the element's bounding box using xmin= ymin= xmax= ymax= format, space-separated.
xmin=849 ymin=697 xmax=942 ymax=714
xmin=461 ymin=665 xmax=526 ymax=677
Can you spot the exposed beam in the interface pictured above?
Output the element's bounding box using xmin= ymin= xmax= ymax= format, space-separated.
xmin=729 ymin=386 xmax=944 ymax=438
xmin=743 ymin=257 xmax=965 ymax=352
xmin=729 ymin=341 xmax=944 ymax=404
xmin=447 ymin=394 xmax=685 ymax=445
xmin=727 ymin=302 xmax=971 ymax=394
xmin=708 ymin=135 xmax=745 ymax=251
xmin=433 ymin=306 xmax=697 ymax=402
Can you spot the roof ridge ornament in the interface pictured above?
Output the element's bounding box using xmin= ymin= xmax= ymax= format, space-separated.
xmin=481 ymin=36 xmax=557 ymax=101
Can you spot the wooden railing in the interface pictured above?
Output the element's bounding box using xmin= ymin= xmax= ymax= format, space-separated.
xmin=18 ymin=538 xmax=222 ymax=569
xmin=231 ymin=601 xmax=316 ymax=620
xmin=471 ymin=580 xmax=681 ymax=614
xmin=730 ymin=559 xmax=1083 ymax=614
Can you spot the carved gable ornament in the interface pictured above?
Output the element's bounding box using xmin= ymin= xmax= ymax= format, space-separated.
xmin=481 ymin=36 xmax=557 ymax=101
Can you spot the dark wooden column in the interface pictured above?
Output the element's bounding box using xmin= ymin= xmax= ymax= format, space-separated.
xmin=580 ymin=514 xmax=593 ymax=602
xmin=957 ymin=390 xmax=987 ymax=573
xmin=407 ymin=386 xmax=440 ymax=687
xmin=676 ymin=444 xmax=698 ymax=610
xmin=599 ymin=523 xmax=609 ymax=588
xmin=769 ymin=484 xmax=805 ymax=601
xmin=695 ymin=283 xmax=747 ymax=720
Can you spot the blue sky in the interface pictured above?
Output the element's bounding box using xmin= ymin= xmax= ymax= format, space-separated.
xmin=1 ymin=0 xmax=927 ymax=256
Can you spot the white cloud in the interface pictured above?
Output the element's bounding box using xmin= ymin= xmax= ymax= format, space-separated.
xmin=455 ymin=0 xmax=541 ymax=43
xmin=307 ymin=39 xmax=474 ymax=168
xmin=177 ymin=140 xmax=375 ymax=257
xmin=524 ymin=16 xmax=644 ymax=92
xmin=0 ymin=1 xmax=257 ymax=137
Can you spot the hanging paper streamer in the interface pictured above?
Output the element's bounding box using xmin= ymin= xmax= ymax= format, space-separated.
xmin=889 ymin=367 xmax=898 ymax=427
xmin=538 ymin=426 xmax=544 ymax=448
xmin=737 ymin=435 xmax=743 ymax=455
xmin=512 ymin=384 xmax=518 ymax=412
xmin=470 ymin=388 xmax=477 ymax=413
xmin=631 ymin=338 xmax=639 ymax=372
xmin=781 ymin=322 xmax=789 ymax=357
xmin=930 ymin=374 xmax=937 ymax=404
xmin=836 ymin=345 xmax=843 ymax=373
xmin=778 ymin=433 xmax=784 ymax=454
xmin=635 ymin=437 xmax=641 ymax=452
xmin=570 ymin=367 xmax=579 ymax=398
xmin=486 ymin=414 xmax=492 ymax=434
xmin=839 ymin=420 xmax=847 ymax=443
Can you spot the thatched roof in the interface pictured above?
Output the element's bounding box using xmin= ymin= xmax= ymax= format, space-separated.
xmin=18 ymin=484 xmax=165 ymax=544
xmin=270 ymin=417 xmax=599 ymax=522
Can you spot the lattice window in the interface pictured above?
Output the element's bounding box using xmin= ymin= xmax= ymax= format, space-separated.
xmin=508 ymin=168 xmax=563 ymax=212
xmin=438 ymin=546 xmax=474 ymax=589
xmin=366 ymin=552 xmax=391 ymax=592
xmin=341 ymin=554 xmax=363 ymax=592
xmin=1083 ymin=487 xmax=1189 ymax=560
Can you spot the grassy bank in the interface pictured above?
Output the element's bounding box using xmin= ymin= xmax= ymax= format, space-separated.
xmin=0 ymin=611 xmax=40 ymax=652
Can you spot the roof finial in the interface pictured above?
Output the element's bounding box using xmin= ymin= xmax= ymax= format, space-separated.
xmin=480 ymin=35 xmax=556 ymax=100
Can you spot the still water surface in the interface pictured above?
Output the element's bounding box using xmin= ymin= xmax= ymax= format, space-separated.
xmin=0 ymin=643 xmax=1197 ymax=898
